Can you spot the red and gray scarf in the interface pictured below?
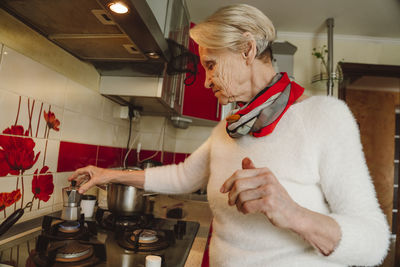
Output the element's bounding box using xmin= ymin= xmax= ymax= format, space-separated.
xmin=226 ymin=72 xmax=304 ymax=138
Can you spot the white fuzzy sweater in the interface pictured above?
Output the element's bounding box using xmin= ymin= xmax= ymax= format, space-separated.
xmin=145 ymin=96 xmax=390 ymax=267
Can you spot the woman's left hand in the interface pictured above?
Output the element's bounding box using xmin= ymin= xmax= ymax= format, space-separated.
xmin=220 ymin=157 xmax=302 ymax=229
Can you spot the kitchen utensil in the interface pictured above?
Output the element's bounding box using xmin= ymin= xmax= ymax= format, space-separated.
xmin=80 ymin=195 xmax=97 ymax=218
xmin=0 ymin=201 xmax=33 ymax=236
xmin=107 ymin=183 xmax=145 ymax=215
xmin=61 ymin=181 xmax=82 ymax=221
xmin=145 ymin=255 xmax=162 ymax=267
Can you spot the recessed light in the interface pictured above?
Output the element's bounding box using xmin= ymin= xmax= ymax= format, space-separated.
xmin=109 ymin=2 xmax=129 ymax=14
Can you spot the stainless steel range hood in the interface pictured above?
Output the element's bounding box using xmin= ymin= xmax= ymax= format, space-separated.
xmin=0 ymin=0 xmax=174 ymax=76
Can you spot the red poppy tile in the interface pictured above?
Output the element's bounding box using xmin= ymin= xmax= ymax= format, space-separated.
xmin=0 ymin=175 xmax=54 ymax=223
xmin=97 ymin=146 xmax=122 ymax=168
xmin=174 ymin=153 xmax=187 ymax=164
xmin=0 ymin=134 xmax=58 ymax=177
xmin=57 ymin=141 xmax=98 ymax=172
xmin=0 ymin=92 xmax=63 ymax=140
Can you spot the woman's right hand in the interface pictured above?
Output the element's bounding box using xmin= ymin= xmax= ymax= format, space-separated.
xmin=68 ymin=165 xmax=115 ymax=194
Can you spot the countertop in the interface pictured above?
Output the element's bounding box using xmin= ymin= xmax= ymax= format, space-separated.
xmin=152 ymin=194 xmax=213 ymax=267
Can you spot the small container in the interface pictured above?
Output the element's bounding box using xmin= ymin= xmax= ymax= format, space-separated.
xmin=145 ymin=255 xmax=162 ymax=267
xmin=80 ymin=195 xmax=97 ymax=218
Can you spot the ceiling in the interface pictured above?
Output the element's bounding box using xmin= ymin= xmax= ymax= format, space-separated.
xmin=186 ymin=0 xmax=400 ymax=39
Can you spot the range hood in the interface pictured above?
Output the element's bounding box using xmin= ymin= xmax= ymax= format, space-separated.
xmin=0 ymin=0 xmax=174 ymax=76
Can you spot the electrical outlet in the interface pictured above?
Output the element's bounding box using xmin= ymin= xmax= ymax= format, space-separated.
xmin=113 ymin=106 xmax=129 ymax=119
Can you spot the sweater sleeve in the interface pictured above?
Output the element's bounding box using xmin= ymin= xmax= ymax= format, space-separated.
xmin=144 ymin=137 xmax=211 ymax=194
xmin=309 ymin=97 xmax=390 ymax=266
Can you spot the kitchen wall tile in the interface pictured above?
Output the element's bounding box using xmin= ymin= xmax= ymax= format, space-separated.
xmin=163 ymin=151 xmax=174 ymax=165
xmin=163 ymin=137 xmax=176 ymax=152
xmin=139 ymin=132 xmax=165 ymax=151
xmin=137 ymin=116 xmax=167 ymax=133
xmin=122 ymin=148 xmax=138 ymax=168
xmin=175 ymin=125 xmax=213 ymax=140
xmin=0 ymin=135 xmax=47 ymax=177
xmin=0 ymin=93 xmax=63 ymax=141
xmin=114 ymin=124 xmax=132 ymax=148
xmin=0 ymin=46 xmax=67 ymax=107
xmin=175 ymin=139 xmax=203 ymax=154
xmin=62 ymin=109 xmax=118 ymax=146
xmin=97 ymin=146 xmax=122 ymax=168
xmin=31 ymin=138 xmax=60 ymax=175
xmin=101 ymin=97 xmax=129 ymax=126
xmin=137 ymin=149 xmax=162 ymax=164
xmin=64 ymin=79 xmax=103 ymax=120
xmin=0 ymin=89 xmax=22 ymax=133
xmin=57 ymin=141 xmax=98 ymax=172
xmin=174 ymin=153 xmax=186 ymax=164
xmin=0 ymin=174 xmax=54 ymax=224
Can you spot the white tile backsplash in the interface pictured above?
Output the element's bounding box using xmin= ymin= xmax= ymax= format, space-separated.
xmin=0 ymin=46 xmax=67 ymax=108
xmin=64 ymin=79 xmax=104 ymax=119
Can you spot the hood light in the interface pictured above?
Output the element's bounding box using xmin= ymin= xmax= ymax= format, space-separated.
xmin=145 ymin=52 xmax=160 ymax=59
xmin=109 ymin=2 xmax=129 ymax=14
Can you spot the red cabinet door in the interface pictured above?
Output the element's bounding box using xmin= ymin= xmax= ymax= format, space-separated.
xmin=182 ymin=23 xmax=221 ymax=121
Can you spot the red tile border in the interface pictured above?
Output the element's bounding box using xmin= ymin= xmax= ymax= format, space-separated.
xmin=57 ymin=141 xmax=98 ymax=172
xmin=56 ymin=140 xmax=190 ymax=172
xmin=174 ymin=153 xmax=186 ymax=164
xmin=97 ymin=146 xmax=122 ymax=168
xmin=163 ymin=151 xmax=174 ymax=165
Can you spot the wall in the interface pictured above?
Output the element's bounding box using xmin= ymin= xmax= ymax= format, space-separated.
xmin=0 ymin=44 xmax=130 ymax=223
xmin=277 ymin=32 xmax=400 ymax=96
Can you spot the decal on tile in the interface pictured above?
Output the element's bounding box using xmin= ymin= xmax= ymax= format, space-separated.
xmin=0 ymin=96 xmax=58 ymax=217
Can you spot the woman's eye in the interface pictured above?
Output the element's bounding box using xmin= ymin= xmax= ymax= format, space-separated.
xmin=208 ymin=64 xmax=214 ymax=70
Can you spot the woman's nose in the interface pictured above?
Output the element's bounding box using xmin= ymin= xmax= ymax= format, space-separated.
xmin=204 ymin=73 xmax=213 ymax=89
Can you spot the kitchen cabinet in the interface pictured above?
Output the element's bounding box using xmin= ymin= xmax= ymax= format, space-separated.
xmin=161 ymin=0 xmax=190 ymax=114
xmin=181 ymin=26 xmax=222 ymax=123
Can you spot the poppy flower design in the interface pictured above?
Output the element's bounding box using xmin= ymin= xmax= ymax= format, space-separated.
xmin=0 ymin=189 xmax=22 ymax=211
xmin=32 ymin=166 xmax=54 ymax=202
xmin=0 ymin=125 xmax=40 ymax=176
xmin=44 ymin=111 xmax=60 ymax=131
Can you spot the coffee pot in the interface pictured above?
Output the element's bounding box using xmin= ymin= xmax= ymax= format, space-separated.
xmin=61 ymin=180 xmax=82 ymax=221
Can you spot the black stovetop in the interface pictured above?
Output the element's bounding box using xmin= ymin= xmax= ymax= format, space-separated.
xmin=0 ymin=212 xmax=199 ymax=267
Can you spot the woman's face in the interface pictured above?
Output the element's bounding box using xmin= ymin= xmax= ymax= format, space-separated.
xmin=199 ymin=46 xmax=252 ymax=105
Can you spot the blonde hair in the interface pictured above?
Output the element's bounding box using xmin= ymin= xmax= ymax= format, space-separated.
xmin=190 ymin=4 xmax=276 ymax=60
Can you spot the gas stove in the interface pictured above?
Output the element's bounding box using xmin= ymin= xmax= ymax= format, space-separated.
xmin=0 ymin=210 xmax=200 ymax=267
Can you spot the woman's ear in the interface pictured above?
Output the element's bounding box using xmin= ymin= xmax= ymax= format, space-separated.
xmin=241 ymin=32 xmax=257 ymax=65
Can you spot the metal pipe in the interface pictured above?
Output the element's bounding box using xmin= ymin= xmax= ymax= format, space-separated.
xmin=326 ymin=18 xmax=334 ymax=96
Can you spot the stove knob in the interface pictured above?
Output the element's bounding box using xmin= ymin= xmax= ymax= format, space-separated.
xmin=174 ymin=220 xmax=186 ymax=239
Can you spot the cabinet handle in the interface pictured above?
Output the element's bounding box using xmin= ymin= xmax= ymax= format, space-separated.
xmin=179 ymin=74 xmax=184 ymax=107
xmin=216 ymin=101 xmax=220 ymax=119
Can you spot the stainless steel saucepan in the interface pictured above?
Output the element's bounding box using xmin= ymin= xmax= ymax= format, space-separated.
xmin=97 ymin=167 xmax=157 ymax=215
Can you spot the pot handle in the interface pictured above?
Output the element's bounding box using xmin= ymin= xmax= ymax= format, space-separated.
xmin=0 ymin=202 xmax=33 ymax=236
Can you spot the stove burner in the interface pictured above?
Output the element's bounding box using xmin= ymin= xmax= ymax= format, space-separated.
xmin=118 ymin=229 xmax=170 ymax=252
xmin=54 ymin=241 xmax=93 ymax=262
xmin=58 ymin=221 xmax=81 ymax=233
xmin=131 ymin=229 xmax=159 ymax=243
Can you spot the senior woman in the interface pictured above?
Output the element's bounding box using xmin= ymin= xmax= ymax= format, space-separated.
xmin=69 ymin=4 xmax=390 ymax=267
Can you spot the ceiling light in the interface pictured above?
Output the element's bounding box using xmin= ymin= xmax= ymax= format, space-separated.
xmin=109 ymin=2 xmax=129 ymax=14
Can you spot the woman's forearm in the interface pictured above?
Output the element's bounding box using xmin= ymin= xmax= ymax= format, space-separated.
xmin=291 ymin=206 xmax=342 ymax=256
